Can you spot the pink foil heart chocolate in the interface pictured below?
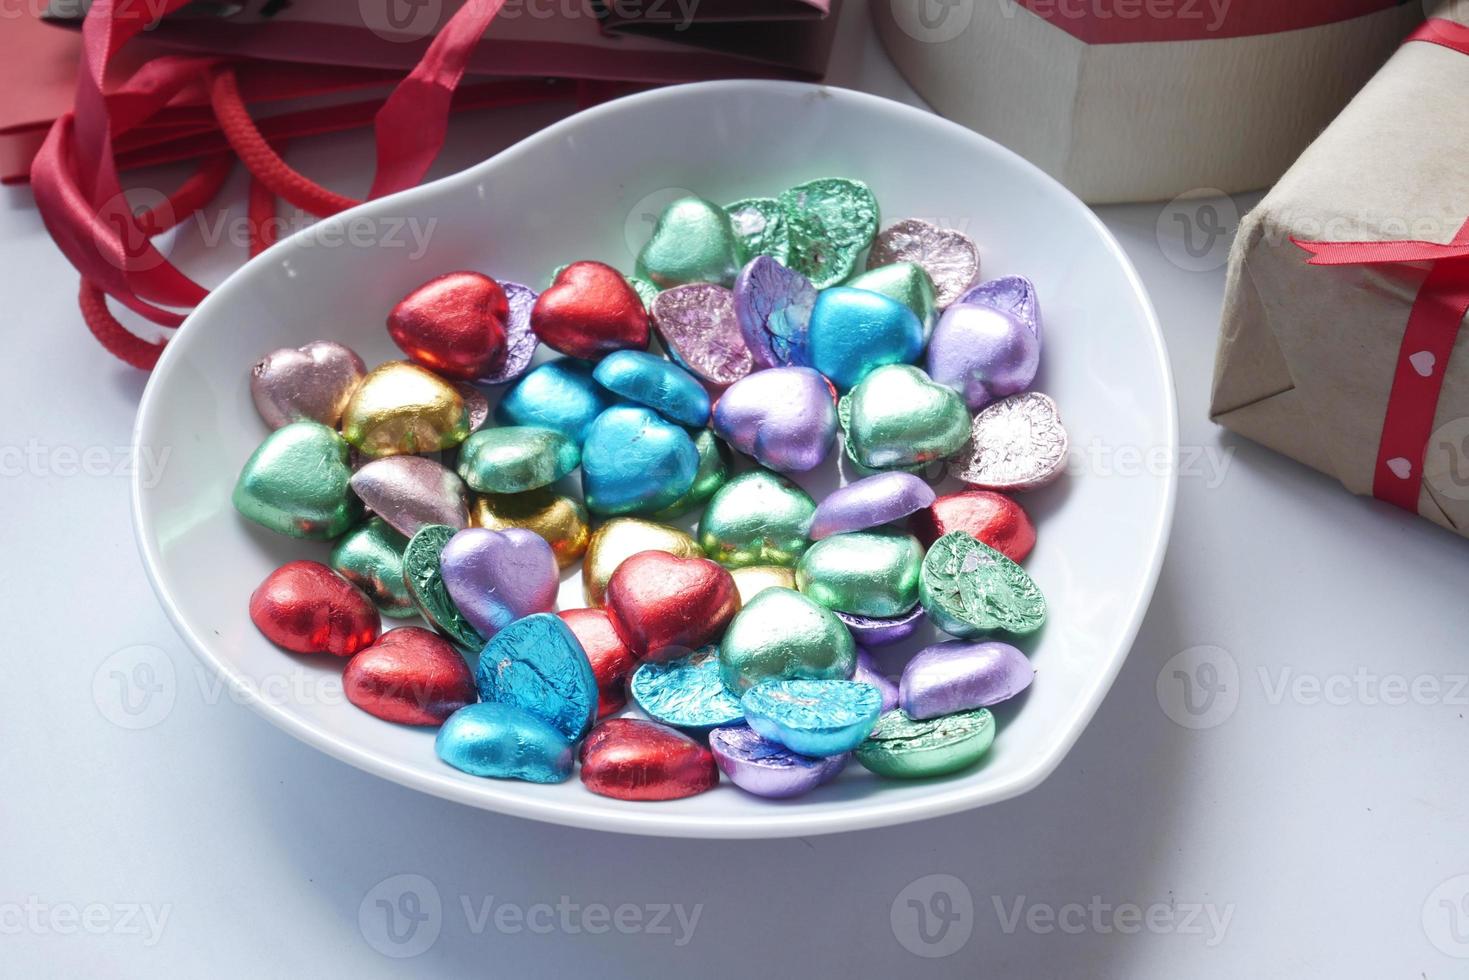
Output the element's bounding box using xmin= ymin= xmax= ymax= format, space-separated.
xmin=250 ymin=340 xmax=366 ymax=430
xmin=652 ymin=282 xmax=754 ymax=386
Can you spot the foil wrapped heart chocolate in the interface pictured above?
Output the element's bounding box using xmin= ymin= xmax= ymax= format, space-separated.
xmin=531 ymin=260 xmax=650 ymax=359
xmin=387 ymin=270 xmax=509 ymax=381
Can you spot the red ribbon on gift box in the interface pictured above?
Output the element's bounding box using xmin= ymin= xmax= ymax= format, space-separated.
xmin=1013 ymin=0 xmax=1404 ymax=45
xmin=1292 ymin=18 xmax=1469 ymax=513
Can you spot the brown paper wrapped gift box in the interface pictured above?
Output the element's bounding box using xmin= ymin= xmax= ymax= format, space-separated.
xmin=1210 ymin=8 xmax=1469 ymax=537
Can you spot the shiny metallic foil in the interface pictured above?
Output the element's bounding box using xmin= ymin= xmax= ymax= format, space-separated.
xmin=232 ymin=420 xmax=360 ymax=540
xmin=650 ymin=430 xmax=731 ymax=521
xmin=949 ymin=392 xmax=1069 ymax=491
xmin=635 ymin=196 xmax=742 ymax=289
xmin=349 ymin=455 xmax=469 ymax=538
xmin=779 ymin=177 xmax=879 ymax=289
xmin=475 ymin=613 xmax=597 ymax=742
xmin=855 ymin=707 xmax=996 ymax=779
xmin=476 ymin=281 xmax=540 ymax=385
xmin=250 ymin=340 xmax=365 ymax=430
xmin=456 ymin=426 xmax=580 ymax=495
xmin=866 ymin=218 xmax=981 ymax=308
xmin=629 ymin=647 xmax=743 ymax=733
xmin=329 ymin=517 xmax=416 ymax=617
xmin=581 ymin=518 xmax=703 ymax=607
xmin=471 ymin=488 xmax=589 ymax=570
xmin=604 ymin=552 xmax=740 ymax=663
xmin=436 ymin=703 xmax=574 ymax=783
xmin=838 ymin=364 xmax=970 ymax=472
xmin=729 ymin=565 xmax=797 ymax=606
xmin=651 ymin=283 xmax=754 ymax=387
xmin=726 ymin=197 xmax=789 ymax=265
xmin=698 ymin=469 xmax=816 ymax=568
xmin=578 ymin=718 xmax=719 ymax=801
xmin=919 ymin=532 xmax=1047 ymax=640
xmin=340 ymin=361 xmax=471 ymax=458
xmin=709 ymin=725 xmax=847 ymax=799
xmin=795 ymin=529 xmax=924 ymax=618
xmin=717 ymin=587 xmax=856 ymax=694
xmin=402 ymin=524 xmax=485 ymax=652
xmin=741 ymin=679 xmax=882 ymax=757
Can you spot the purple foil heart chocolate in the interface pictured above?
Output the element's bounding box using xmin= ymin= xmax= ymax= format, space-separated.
xmin=439 ymin=527 xmax=558 ymax=641
xmin=712 ymin=366 xmax=837 ymax=473
xmin=708 ymin=725 xmax=848 ymax=799
xmin=651 ymin=283 xmax=754 ymax=386
xmin=808 ymin=472 xmax=936 ymax=540
xmin=349 ymin=455 xmax=469 ymax=537
xmin=834 ymin=605 xmax=925 ymax=647
xmin=733 ymin=256 xmax=817 ymax=369
xmin=956 ymin=275 xmax=1042 ymax=344
xmin=899 ymin=640 xmax=1034 ymax=720
xmin=925 ymin=302 xmax=1041 ymax=411
xmin=477 ymin=281 xmax=540 ymax=385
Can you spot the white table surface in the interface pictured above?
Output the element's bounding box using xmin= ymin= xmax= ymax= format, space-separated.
xmin=7 ymin=4 xmax=1469 ymax=976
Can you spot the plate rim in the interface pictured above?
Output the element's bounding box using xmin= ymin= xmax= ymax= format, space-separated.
xmin=131 ymin=79 xmax=1178 ymax=838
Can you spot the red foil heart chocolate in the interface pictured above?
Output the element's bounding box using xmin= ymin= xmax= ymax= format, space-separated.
xmin=343 ymin=626 xmax=475 ymax=725
xmin=579 ymin=718 xmax=719 ymax=800
xmin=388 ymin=271 xmax=509 ymax=380
xmin=603 ymin=551 xmax=740 ymax=663
xmin=531 ymin=260 xmax=650 ymax=360
xmin=911 ymin=490 xmax=1036 ymax=563
xmin=249 ymin=560 xmax=380 ymax=656
xmin=558 ymin=607 xmax=636 ymax=718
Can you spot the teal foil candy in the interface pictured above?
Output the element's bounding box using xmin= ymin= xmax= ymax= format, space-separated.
xmin=476 ymin=612 xmax=598 ymax=741
xmin=807 ymin=287 xmax=925 ymax=392
xmin=232 ymin=420 xmax=359 ymax=539
xmin=436 ymin=703 xmax=574 ymax=783
xmin=592 ymin=350 xmax=711 ymax=427
xmin=636 ymin=196 xmax=742 ymax=288
xmin=629 ymin=647 xmax=743 ymax=733
xmin=455 ymin=426 xmax=579 ymax=494
xmin=741 ymin=679 xmax=882 ymax=757
xmin=495 ymin=359 xmax=612 ymax=444
xmin=581 ymin=405 xmax=699 ymax=515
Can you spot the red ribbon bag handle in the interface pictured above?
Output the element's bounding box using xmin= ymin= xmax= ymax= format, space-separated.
xmin=31 ymin=0 xmax=515 ymax=369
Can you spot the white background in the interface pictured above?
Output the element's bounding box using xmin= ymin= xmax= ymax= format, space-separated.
xmin=6 ymin=2 xmax=1469 ymax=975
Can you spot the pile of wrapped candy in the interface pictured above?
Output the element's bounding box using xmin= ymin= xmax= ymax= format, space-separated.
xmin=234 ymin=178 xmax=1068 ymax=801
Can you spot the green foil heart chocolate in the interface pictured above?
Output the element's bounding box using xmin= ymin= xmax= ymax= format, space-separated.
xmin=919 ymin=531 xmax=1047 ymax=639
xmin=795 ymin=529 xmax=924 ymax=618
xmin=636 ymin=196 xmax=742 ymax=289
xmin=717 ymin=587 xmax=856 ymax=694
xmin=232 ymin=420 xmax=359 ymax=539
xmin=456 ymin=425 xmax=580 ymax=494
xmin=698 ymin=469 xmax=816 ymax=568
xmin=330 ymin=517 xmax=415 ymax=617
xmin=838 ymin=364 xmax=970 ymax=472
xmin=780 ymin=177 xmax=879 ymax=289
xmin=726 ymin=196 xmax=789 ymax=265
xmin=855 ymin=707 xmax=996 ymax=778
